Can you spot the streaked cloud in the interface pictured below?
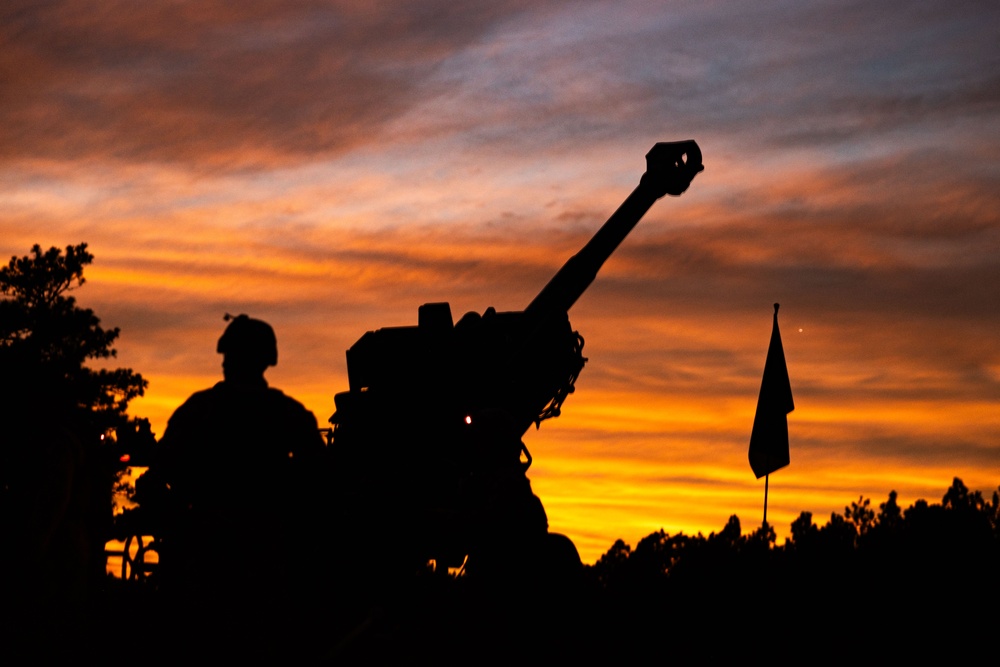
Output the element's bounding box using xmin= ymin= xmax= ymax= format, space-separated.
xmin=1 ymin=0 xmax=544 ymax=167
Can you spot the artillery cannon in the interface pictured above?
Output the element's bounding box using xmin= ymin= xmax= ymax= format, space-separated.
xmin=328 ymin=141 xmax=703 ymax=580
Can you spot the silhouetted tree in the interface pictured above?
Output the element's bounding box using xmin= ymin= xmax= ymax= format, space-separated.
xmin=789 ymin=510 xmax=819 ymax=551
xmin=746 ymin=520 xmax=776 ymax=549
xmin=1 ymin=243 xmax=147 ymax=629
xmin=844 ymin=495 xmax=875 ymax=537
xmin=987 ymin=489 xmax=1000 ymax=539
xmin=591 ymin=538 xmax=632 ymax=589
xmin=0 ymin=243 xmax=146 ymax=432
xmin=875 ymin=490 xmax=902 ymax=530
xmin=817 ymin=509 xmax=857 ymax=554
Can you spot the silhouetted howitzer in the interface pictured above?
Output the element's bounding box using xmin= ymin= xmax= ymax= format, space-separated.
xmin=329 ymin=141 xmax=703 ymax=579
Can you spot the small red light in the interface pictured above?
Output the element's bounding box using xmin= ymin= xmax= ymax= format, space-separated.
xmin=119 ymin=453 xmax=130 ymax=463
xmin=464 ymin=415 xmax=472 ymax=425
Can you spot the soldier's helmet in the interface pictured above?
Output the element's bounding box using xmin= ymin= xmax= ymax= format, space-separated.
xmin=217 ymin=314 xmax=278 ymax=367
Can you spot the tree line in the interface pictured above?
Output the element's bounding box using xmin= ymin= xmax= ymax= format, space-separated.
xmin=590 ymin=477 xmax=1000 ymax=591
xmin=579 ymin=477 xmax=999 ymax=660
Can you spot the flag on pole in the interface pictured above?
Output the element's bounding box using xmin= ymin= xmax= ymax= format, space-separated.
xmin=748 ymin=303 xmax=794 ymax=479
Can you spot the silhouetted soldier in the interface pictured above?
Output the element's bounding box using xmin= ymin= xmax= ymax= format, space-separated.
xmin=141 ymin=314 xmax=327 ymax=656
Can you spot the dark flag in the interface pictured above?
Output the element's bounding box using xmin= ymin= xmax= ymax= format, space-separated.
xmin=748 ymin=303 xmax=794 ymax=479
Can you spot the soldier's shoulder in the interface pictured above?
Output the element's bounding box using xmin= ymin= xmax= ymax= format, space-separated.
xmin=265 ymin=387 xmax=319 ymax=425
xmin=166 ymin=384 xmax=225 ymax=423
xmin=265 ymin=387 xmax=313 ymax=411
xmin=176 ymin=384 xmax=225 ymax=409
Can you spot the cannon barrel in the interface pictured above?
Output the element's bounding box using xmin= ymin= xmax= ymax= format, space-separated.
xmin=525 ymin=140 xmax=702 ymax=318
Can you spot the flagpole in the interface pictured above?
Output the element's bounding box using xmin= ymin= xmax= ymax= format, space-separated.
xmin=763 ymin=472 xmax=769 ymax=528
xmin=763 ymin=446 xmax=770 ymax=527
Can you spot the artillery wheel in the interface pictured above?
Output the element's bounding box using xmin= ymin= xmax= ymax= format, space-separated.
xmin=121 ymin=533 xmax=159 ymax=582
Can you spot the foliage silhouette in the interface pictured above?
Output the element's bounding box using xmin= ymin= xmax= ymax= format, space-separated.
xmin=0 ymin=243 xmax=147 ymax=432
xmin=1 ymin=243 xmax=148 ymax=652
xmin=584 ymin=477 xmax=998 ymax=660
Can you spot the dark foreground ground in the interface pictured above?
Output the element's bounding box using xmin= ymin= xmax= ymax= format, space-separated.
xmin=10 ymin=562 xmax=993 ymax=664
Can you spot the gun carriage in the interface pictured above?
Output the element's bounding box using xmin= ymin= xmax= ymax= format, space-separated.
xmin=327 ymin=141 xmax=703 ymax=578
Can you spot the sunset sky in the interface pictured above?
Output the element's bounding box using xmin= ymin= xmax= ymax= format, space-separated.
xmin=3 ymin=0 xmax=998 ymax=563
